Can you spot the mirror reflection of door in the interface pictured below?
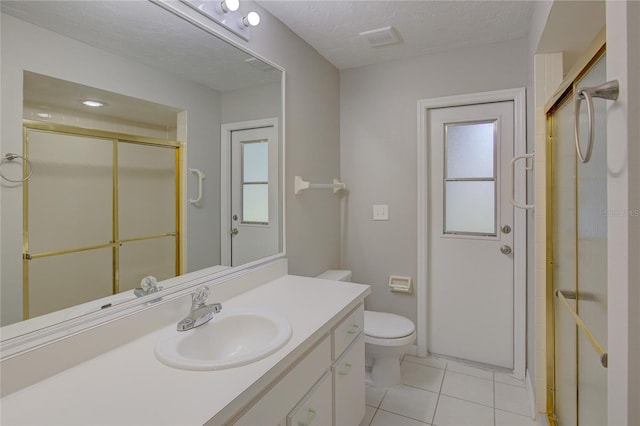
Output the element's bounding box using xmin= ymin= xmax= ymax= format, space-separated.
xmin=230 ymin=124 xmax=278 ymax=266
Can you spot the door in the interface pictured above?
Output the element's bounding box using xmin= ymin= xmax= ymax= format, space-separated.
xmin=428 ymin=101 xmax=515 ymax=369
xmin=549 ymin=52 xmax=608 ymax=426
xmin=230 ymin=125 xmax=278 ymax=266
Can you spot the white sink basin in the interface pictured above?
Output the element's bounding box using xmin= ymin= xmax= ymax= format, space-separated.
xmin=155 ymin=307 xmax=292 ymax=370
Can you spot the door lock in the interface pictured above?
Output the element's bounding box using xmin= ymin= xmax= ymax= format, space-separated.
xmin=501 ymin=225 xmax=512 ymax=234
xmin=230 ymin=228 xmax=238 ymax=236
xmin=500 ymin=245 xmax=512 ymax=255
xmin=232 ymin=214 xmax=238 ymax=221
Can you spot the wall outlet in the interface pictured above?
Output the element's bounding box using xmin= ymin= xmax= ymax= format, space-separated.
xmin=373 ymin=204 xmax=389 ymax=221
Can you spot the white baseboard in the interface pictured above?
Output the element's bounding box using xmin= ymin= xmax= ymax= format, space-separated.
xmin=526 ymin=369 xmax=537 ymax=420
xmin=407 ymin=344 xmax=418 ymax=356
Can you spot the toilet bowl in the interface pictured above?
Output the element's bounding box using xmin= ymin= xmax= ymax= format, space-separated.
xmin=316 ymin=270 xmax=416 ymax=388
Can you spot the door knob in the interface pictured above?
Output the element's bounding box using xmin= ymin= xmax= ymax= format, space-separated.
xmin=500 ymin=245 xmax=512 ymax=255
xmin=230 ymin=228 xmax=238 ymax=235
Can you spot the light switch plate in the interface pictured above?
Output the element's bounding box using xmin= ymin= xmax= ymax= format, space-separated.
xmin=373 ymin=204 xmax=389 ymax=221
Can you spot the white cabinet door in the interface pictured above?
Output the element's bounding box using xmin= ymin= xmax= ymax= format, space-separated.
xmin=333 ymin=335 xmax=365 ymax=426
xmin=287 ymin=372 xmax=332 ymax=426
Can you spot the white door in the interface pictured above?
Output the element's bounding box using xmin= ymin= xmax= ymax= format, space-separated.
xmin=428 ymin=101 xmax=514 ymax=369
xmin=230 ymin=125 xmax=279 ymax=266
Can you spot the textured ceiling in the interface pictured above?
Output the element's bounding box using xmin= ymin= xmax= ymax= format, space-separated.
xmin=259 ymin=0 xmax=534 ymax=70
xmin=2 ymin=1 xmax=281 ymax=126
xmin=1 ymin=1 xmax=280 ymax=92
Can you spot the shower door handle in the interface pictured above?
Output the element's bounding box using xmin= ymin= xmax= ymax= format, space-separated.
xmin=500 ymin=245 xmax=512 ymax=255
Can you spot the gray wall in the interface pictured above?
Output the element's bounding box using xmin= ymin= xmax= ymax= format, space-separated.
xmin=217 ymin=2 xmax=342 ymax=276
xmin=340 ymin=37 xmax=529 ymax=331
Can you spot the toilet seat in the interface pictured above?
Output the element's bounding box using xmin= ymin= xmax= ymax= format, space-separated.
xmin=364 ymin=311 xmax=415 ymax=339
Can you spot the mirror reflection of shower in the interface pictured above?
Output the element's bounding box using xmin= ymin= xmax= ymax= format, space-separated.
xmin=22 ymin=76 xmax=183 ymax=319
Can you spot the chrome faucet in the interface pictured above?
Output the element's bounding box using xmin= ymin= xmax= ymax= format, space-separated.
xmin=177 ymin=286 xmax=222 ymax=331
xmin=134 ymin=276 xmax=162 ymax=297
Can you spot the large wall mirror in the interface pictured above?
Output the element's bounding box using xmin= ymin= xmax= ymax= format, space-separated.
xmin=0 ymin=1 xmax=284 ymax=345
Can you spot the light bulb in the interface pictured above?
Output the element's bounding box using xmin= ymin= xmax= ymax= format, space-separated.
xmin=81 ymin=100 xmax=104 ymax=107
xmin=241 ymin=11 xmax=260 ymax=27
xmin=219 ymin=0 xmax=239 ymax=13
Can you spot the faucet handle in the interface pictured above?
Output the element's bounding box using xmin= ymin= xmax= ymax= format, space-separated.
xmin=140 ymin=276 xmax=158 ymax=291
xmin=193 ymin=286 xmax=209 ymax=305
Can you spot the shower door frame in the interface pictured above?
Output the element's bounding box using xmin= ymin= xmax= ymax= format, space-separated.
xmin=544 ymin=32 xmax=607 ymax=426
xmin=22 ymin=120 xmax=183 ymax=319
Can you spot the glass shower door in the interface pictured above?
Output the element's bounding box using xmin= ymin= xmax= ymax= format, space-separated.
xmin=549 ymin=53 xmax=608 ymax=425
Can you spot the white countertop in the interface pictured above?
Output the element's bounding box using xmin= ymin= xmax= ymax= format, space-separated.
xmin=0 ymin=275 xmax=370 ymax=426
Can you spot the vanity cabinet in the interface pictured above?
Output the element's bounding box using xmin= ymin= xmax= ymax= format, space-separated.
xmin=286 ymin=372 xmax=332 ymax=426
xmin=233 ymin=336 xmax=331 ymax=426
xmin=232 ymin=304 xmax=365 ymax=426
xmin=332 ymin=306 xmax=365 ymax=426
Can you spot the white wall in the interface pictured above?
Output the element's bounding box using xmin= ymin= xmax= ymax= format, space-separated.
xmin=0 ymin=15 xmax=222 ymax=324
xmin=340 ymin=38 xmax=528 ymax=327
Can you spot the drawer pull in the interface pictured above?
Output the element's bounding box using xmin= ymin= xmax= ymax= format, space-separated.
xmin=338 ymin=363 xmax=353 ymax=376
xmin=298 ymin=408 xmax=317 ymax=426
xmin=346 ymin=324 xmax=359 ymax=335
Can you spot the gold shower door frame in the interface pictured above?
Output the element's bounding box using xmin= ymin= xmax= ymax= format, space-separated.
xmin=544 ymin=32 xmax=606 ymax=426
xmin=22 ymin=120 xmax=182 ymax=319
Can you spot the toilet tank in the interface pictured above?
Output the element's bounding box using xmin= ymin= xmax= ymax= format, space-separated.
xmin=316 ymin=270 xmax=352 ymax=282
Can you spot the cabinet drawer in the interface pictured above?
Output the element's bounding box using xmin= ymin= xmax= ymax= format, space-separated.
xmin=333 ymin=304 xmax=364 ymax=359
xmin=287 ymin=372 xmax=332 ymax=426
xmin=333 ymin=335 xmax=365 ymax=426
xmin=234 ymin=335 xmax=331 ymax=426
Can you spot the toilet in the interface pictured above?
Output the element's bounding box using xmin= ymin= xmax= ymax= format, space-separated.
xmin=316 ymin=270 xmax=416 ymax=388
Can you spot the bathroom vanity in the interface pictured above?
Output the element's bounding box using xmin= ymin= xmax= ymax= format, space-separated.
xmin=0 ymin=263 xmax=370 ymax=425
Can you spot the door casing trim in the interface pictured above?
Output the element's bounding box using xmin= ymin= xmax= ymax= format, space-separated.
xmin=417 ymin=88 xmax=527 ymax=379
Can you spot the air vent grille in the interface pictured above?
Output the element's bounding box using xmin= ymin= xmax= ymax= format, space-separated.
xmin=359 ymin=26 xmax=401 ymax=47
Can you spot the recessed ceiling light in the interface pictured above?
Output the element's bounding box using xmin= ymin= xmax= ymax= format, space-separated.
xmin=82 ymin=100 xmax=104 ymax=107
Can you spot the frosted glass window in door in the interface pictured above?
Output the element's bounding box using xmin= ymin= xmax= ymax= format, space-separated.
xmin=445 ymin=181 xmax=495 ymax=234
xmin=443 ymin=120 xmax=497 ymax=236
xmin=446 ymin=122 xmax=495 ymax=178
xmin=243 ymin=141 xmax=268 ymax=182
xmin=241 ymin=141 xmax=269 ymax=224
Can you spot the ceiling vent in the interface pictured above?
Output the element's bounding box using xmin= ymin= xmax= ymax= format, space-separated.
xmin=359 ymin=26 xmax=401 ymax=48
xmin=244 ymin=57 xmax=274 ymax=71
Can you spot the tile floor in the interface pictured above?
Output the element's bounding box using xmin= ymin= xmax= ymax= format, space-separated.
xmin=360 ymin=355 xmax=546 ymax=426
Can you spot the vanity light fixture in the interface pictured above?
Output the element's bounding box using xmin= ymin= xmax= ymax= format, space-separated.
xmin=81 ymin=100 xmax=104 ymax=108
xmin=180 ymin=0 xmax=258 ymax=41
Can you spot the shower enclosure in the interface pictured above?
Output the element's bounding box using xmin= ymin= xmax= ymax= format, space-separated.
xmin=546 ymin=41 xmax=610 ymax=425
xmin=22 ymin=121 xmax=181 ymax=319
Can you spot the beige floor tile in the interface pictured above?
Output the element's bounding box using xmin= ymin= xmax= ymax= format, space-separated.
xmin=495 ymin=382 xmax=531 ymax=416
xmin=371 ymin=409 xmax=430 ymax=426
xmin=380 ymin=384 xmax=438 ymax=424
xmin=495 ymin=409 xmax=538 ymax=426
xmin=446 ymin=361 xmax=494 ymax=380
xmin=401 ymin=361 xmax=445 ymax=393
xmin=441 ymin=370 xmax=494 ymax=407
xmin=432 ymin=395 xmax=494 ymax=426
